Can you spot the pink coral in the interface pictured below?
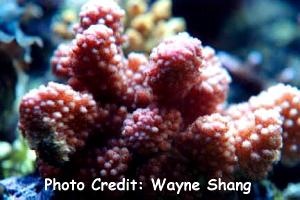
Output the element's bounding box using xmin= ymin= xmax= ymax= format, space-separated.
xmin=121 ymin=53 xmax=153 ymax=108
xmin=227 ymin=107 xmax=283 ymax=179
xmin=137 ymin=154 xmax=191 ymax=184
xmin=75 ymin=139 xmax=131 ymax=182
xmin=136 ymin=154 xmax=197 ymax=199
xmin=147 ymin=33 xmax=204 ymax=105
xmin=122 ymin=106 xmax=182 ymax=155
xmin=176 ymin=113 xmax=237 ymax=180
xmin=51 ymin=1 xmax=152 ymax=108
xmin=101 ymin=104 xmax=128 ymax=135
xmin=51 ymin=43 xmax=74 ymax=79
xmin=74 ymin=0 xmax=125 ymax=44
xmin=19 ymin=82 xmax=101 ymax=164
xmin=38 ymin=138 xmax=131 ymax=182
xmin=249 ymin=84 xmax=300 ymax=166
xmin=181 ymin=46 xmax=231 ymax=123
xmin=69 ymin=24 xmax=126 ymax=101
xmin=18 ymin=0 xmax=300 ymax=198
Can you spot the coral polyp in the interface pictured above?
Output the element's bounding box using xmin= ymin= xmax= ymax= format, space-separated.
xmin=17 ymin=0 xmax=300 ymax=199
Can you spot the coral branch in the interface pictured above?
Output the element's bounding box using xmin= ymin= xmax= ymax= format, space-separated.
xmin=176 ymin=114 xmax=237 ymax=180
xmin=227 ymin=106 xmax=283 ymax=179
xmin=249 ymin=84 xmax=300 ymax=166
xmin=19 ymin=82 xmax=101 ymax=165
xmin=147 ymin=33 xmax=204 ymax=105
xmin=74 ymin=0 xmax=125 ymax=44
xmin=181 ymin=46 xmax=231 ymax=123
xmin=51 ymin=43 xmax=74 ymax=79
xmin=69 ymin=24 xmax=126 ymax=101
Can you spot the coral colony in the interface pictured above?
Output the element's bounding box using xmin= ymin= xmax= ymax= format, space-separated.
xmin=122 ymin=0 xmax=186 ymax=53
xmin=18 ymin=0 xmax=300 ymax=198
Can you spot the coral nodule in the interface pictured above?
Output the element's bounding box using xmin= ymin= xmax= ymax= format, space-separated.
xmin=18 ymin=0 xmax=300 ymax=198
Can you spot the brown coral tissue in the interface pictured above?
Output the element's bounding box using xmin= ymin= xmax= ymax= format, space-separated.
xmin=18 ymin=0 xmax=300 ymax=199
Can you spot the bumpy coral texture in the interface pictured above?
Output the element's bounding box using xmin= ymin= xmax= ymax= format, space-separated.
xmin=137 ymin=154 xmax=192 ymax=184
xmin=176 ymin=114 xmax=237 ymax=180
xmin=121 ymin=53 xmax=152 ymax=108
xmin=51 ymin=43 xmax=74 ymax=79
xmin=18 ymin=0 xmax=300 ymax=198
xmin=181 ymin=46 xmax=231 ymax=123
xmin=227 ymin=107 xmax=283 ymax=179
xmin=136 ymin=154 xmax=197 ymax=199
xmin=249 ymin=84 xmax=300 ymax=166
xmin=69 ymin=24 xmax=126 ymax=101
xmin=74 ymin=0 xmax=125 ymax=44
xmin=52 ymin=0 xmax=152 ymax=108
xmin=75 ymin=139 xmax=131 ymax=182
xmin=19 ymin=82 xmax=100 ymax=165
xmin=122 ymin=106 xmax=182 ymax=155
xmin=147 ymin=33 xmax=204 ymax=105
